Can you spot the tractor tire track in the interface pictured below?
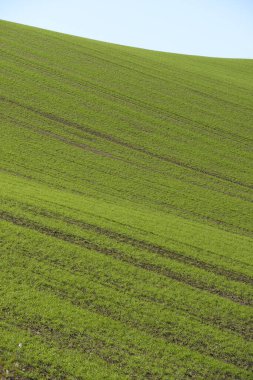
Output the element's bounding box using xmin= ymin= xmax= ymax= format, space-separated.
xmin=1 ymin=95 xmax=252 ymax=190
xmin=1 ymin=210 xmax=252 ymax=311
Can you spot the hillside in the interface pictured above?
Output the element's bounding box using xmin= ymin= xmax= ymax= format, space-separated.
xmin=0 ymin=19 xmax=253 ymax=379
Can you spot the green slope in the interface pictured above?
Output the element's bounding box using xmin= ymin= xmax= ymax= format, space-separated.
xmin=0 ymin=19 xmax=252 ymax=379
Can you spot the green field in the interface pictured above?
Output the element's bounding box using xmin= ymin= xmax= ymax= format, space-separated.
xmin=0 ymin=19 xmax=253 ymax=379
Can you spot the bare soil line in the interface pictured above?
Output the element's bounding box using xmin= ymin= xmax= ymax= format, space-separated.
xmin=1 ymin=95 xmax=252 ymax=191
xmin=18 ymin=243 xmax=253 ymax=343
xmin=33 ymin=281 xmax=252 ymax=371
xmin=63 ymin=215 xmax=253 ymax=287
xmin=5 ymin=111 xmax=252 ymax=206
xmin=7 ymin=200 xmax=252 ymax=287
xmin=2 ymin=316 xmax=156 ymax=379
xmin=1 ymin=210 xmax=252 ymax=310
xmin=24 ymin=39 xmax=252 ymax=148
xmin=2 ymin=308 xmax=251 ymax=376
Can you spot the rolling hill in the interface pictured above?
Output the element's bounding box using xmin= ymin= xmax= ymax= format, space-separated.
xmin=0 ymin=19 xmax=253 ymax=379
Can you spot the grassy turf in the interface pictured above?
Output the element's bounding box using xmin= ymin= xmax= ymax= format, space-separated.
xmin=0 ymin=19 xmax=252 ymax=379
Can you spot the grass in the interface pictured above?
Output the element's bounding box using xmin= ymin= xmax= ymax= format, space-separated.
xmin=0 ymin=19 xmax=252 ymax=379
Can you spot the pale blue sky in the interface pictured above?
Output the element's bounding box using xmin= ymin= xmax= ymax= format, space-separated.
xmin=1 ymin=0 xmax=253 ymax=58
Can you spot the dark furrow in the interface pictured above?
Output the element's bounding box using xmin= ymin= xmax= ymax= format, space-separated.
xmin=77 ymin=74 xmax=253 ymax=146
xmin=1 ymin=21 xmax=253 ymax=380
xmin=23 ymin=37 xmax=252 ymax=146
xmin=2 ymin=101 xmax=253 ymax=237
xmin=0 ymin=322 xmax=103 ymax=380
xmin=5 ymin=260 xmax=250 ymax=371
xmin=0 ymin=364 xmax=33 ymax=380
xmin=1 ymin=210 xmax=252 ymax=310
xmin=27 ymin=275 xmax=253 ymax=370
xmin=13 ymin=239 xmax=252 ymax=343
xmin=152 ymin=197 xmax=253 ymax=238
xmin=4 ymin=111 xmax=252 ymax=205
xmin=45 ymin=214 xmax=253 ymax=285
xmin=54 ymin=57 xmax=253 ymax=149
xmin=1 ymin=303 xmax=252 ymax=376
xmin=4 ymin=199 xmax=252 ymax=286
xmin=0 ymin=316 xmax=166 ymax=380
xmin=1 ymin=95 xmax=252 ymax=190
